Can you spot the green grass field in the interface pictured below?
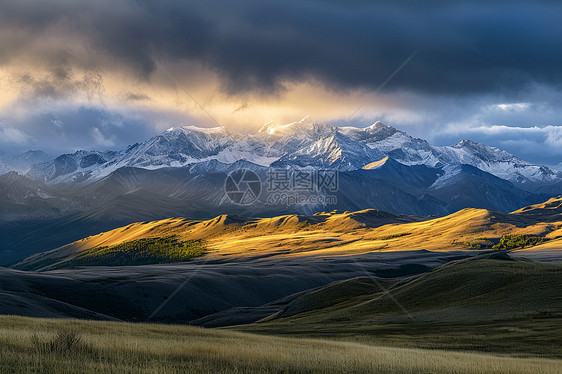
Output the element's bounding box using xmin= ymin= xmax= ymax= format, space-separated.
xmin=0 ymin=315 xmax=560 ymax=374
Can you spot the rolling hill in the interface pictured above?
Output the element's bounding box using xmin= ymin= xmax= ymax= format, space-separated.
xmin=227 ymin=254 xmax=562 ymax=357
xmin=13 ymin=197 xmax=562 ymax=271
xmin=0 ymin=198 xmax=561 ymax=364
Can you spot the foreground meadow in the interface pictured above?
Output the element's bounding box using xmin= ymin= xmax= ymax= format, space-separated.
xmin=0 ymin=315 xmax=560 ymax=373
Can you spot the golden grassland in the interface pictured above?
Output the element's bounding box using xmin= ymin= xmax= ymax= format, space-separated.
xmin=0 ymin=315 xmax=561 ymax=374
xmin=16 ymin=236 xmax=206 ymax=270
xmin=15 ymin=197 xmax=562 ymax=270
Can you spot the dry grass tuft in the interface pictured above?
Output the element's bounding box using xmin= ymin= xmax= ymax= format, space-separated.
xmin=31 ymin=329 xmax=90 ymax=356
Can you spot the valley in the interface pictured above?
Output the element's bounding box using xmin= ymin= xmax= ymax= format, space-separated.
xmin=3 ymin=1 xmax=562 ymax=372
xmin=0 ymin=198 xmax=560 ymax=342
xmin=1 ymin=121 xmax=561 ymax=373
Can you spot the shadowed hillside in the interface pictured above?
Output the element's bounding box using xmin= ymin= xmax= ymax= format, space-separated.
xmin=227 ymin=254 xmax=562 ymax=357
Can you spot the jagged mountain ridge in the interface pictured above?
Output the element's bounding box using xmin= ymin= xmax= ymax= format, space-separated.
xmin=18 ymin=117 xmax=562 ymax=194
xmin=271 ymin=131 xmax=385 ymax=171
xmin=437 ymin=140 xmax=560 ymax=185
xmin=340 ymin=122 xmax=442 ymax=167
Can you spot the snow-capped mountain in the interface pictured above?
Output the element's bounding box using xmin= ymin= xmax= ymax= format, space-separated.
xmin=26 ymin=126 xmax=239 ymax=183
xmin=272 ymin=131 xmax=384 ymax=171
xmin=27 ymin=150 xmax=119 ymax=183
xmin=3 ymin=117 xmax=560 ymax=267
xmin=339 ymin=122 xmax=561 ymax=189
xmin=116 ymin=125 xmax=237 ymax=168
xmin=339 ymin=123 xmax=561 ymax=187
xmin=17 ymin=116 xmax=562 ymax=194
xmin=256 ymin=116 xmax=336 ymax=156
xmin=435 ymin=140 xmax=560 ymax=185
xmin=339 ymin=121 xmax=442 ymax=167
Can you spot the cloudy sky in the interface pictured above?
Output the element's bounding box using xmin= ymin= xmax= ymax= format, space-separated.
xmin=1 ymin=0 xmax=561 ymax=168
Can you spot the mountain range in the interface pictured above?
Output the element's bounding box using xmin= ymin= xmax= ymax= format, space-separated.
xmin=5 ymin=116 xmax=558 ymax=191
xmin=1 ymin=117 xmax=561 ymax=263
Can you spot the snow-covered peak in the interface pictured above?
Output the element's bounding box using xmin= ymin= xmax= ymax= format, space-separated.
xmin=439 ymin=140 xmax=525 ymax=166
xmin=114 ymin=124 xmax=237 ymax=168
xmin=167 ymin=125 xmax=230 ymax=136
xmin=339 ymin=121 xmax=400 ymax=143
xmin=435 ymin=141 xmax=561 ymax=184
xmin=255 ymin=116 xmax=336 ymax=158
xmin=455 ymin=139 xmax=479 ymax=147
xmin=339 ymin=123 xmax=442 ymax=167
xmin=257 ymin=121 xmax=288 ymax=136
xmin=365 ymin=121 xmax=388 ymax=130
xmin=271 ymin=132 xmax=384 ymax=171
xmin=257 ymin=116 xmax=329 ymax=137
xmin=163 ymin=125 xmax=236 ymax=141
xmin=451 ymin=139 xmax=511 ymax=157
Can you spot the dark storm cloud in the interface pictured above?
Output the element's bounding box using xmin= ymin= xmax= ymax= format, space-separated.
xmin=1 ymin=0 xmax=562 ymax=96
xmin=2 ymin=0 xmax=562 ymax=167
xmin=14 ymin=56 xmax=104 ymax=101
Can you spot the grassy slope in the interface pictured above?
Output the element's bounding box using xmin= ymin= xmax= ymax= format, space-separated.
xmin=0 ymin=315 xmax=560 ymax=374
xmin=12 ymin=197 xmax=562 ymax=270
xmin=235 ymin=256 xmax=562 ymax=358
xmin=15 ymin=236 xmax=206 ymax=270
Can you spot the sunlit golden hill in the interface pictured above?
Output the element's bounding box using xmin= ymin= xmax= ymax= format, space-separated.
xmin=13 ymin=197 xmax=562 ymax=271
